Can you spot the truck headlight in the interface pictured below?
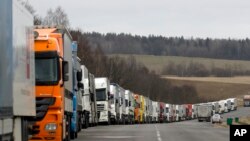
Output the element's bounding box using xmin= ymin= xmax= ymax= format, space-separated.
xmin=45 ymin=123 xmax=57 ymax=131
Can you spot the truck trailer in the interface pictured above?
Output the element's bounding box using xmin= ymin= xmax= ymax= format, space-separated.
xmin=0 ymin=0 xmax=35 ymax=140
xmin=89 ymin=73 xmax=98 ymax=126
xmin=197 ymin=104 xmax=213 ymax=122
xmin=81 ymin=65 xmax=91 ymax=128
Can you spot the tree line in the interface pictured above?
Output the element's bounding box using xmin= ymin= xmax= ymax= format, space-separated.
xmin=162 ymin=61 xmax=250 ymax=77
xmin=84 ymin=32 xmax=250 ymax=61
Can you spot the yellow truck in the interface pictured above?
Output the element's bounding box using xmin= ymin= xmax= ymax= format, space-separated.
xmin=140 ymin=95 xmax=145 ymax=123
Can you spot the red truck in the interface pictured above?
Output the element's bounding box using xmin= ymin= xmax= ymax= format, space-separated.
xmin=185 ymin=104 xmax=193 ymax=120
xmin=159 ymin=102 xmax=166 ymax=123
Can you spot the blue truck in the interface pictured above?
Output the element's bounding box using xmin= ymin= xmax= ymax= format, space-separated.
xmin=71 ymin=41 xmax=84 ymax=139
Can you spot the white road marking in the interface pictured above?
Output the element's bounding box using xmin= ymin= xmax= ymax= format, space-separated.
xmin=155 ymin=125 xmax=162 ymax=141
xmin=88 ymin=135 xmax=139 ymax=139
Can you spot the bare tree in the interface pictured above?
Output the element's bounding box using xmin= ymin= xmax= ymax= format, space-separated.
xmin=43 ymin=6 xmax=70 ymax=27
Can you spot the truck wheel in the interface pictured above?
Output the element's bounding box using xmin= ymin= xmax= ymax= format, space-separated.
xmin=65 ymin=116 xmax=71 ymax=141
xmin=70 ymin=131 xmax=75 ymax=139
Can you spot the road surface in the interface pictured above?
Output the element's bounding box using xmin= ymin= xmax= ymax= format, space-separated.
xmin=75 ymin=107 xmax=249 ymax=141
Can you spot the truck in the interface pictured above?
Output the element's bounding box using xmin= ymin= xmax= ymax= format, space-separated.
xmin=211 ymin=102 xmax=220 ymax=114
xmin=81 ymin=65 xmax=91 ymax=128
xmin=89 ymin=73 xmax=98 ymax=126
xmin=152 ymin=101 xmax=159 ymax=123
xmin=119 ymin=86 xmax=126 ymax=124
xmin=30 ymin=26 xmax=74 ymax=141
xmin=218 ymin=100 xmax=225 ymax=114
xmin=175 ymin=105 xmax=181 ymax=121
xmin=227 ymin=98 xmax=237 ymax=111
xmin=110 ymin=83 xmax=120 ymax=124
xmin=71 ymin=43 xmax=83 ymax=139
xmin=0 ymin=0 xmax=35 ymax=140
xmin=125 ymin=90 xmax=135 ymax=124
xmin=192 ymin=104 xmax=198 ymax=119
xmin=139 ymin=95 xmax=146 ymax=123
xmin=147 ymin=99 xmax=153 ymax=123
xmin=244 ymin=95 xmax=250 ymax=107
xmin=95 ymin=77 xmax=111 ymax=124
xmin=159 ymin=102 xmax=166 ymax=123
xmin=197 ymin=104 xmax=213 ymax=122
xmin=144 ymin=97 xmax=149 ymax=123
xmin=165 ymin=104 xmax=172 ymax=122
xmin=185 ymin=104 xmax=193 ymax=120
xmin=134 ymin=94 xmax=141 ymax=123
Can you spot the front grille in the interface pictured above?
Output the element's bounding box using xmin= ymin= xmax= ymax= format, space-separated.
xmin=31 ymin=97 xmax=55 ymax=121
xmin=97 ymin=104 xmax=105 ymax=111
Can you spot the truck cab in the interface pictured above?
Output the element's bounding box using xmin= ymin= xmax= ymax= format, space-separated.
xmin=218 ymin=100 xmax=225 ymax=114
xmin=119 ymin=86 xmax=126 ymax=124
xmin=95 ymin=77 xmax=111 ymax=124
xmin=125 ymin=90 xmax=135 ymax=124
xmin=165 ymin=104 xmax=172 ymax=122
xmin=133 ymin=94 xmax=141 ymax=123
xmin=152 ymin=101 xmax=159 ymax=123
xmin=110 ymin=83 xmax=120 ymax=124
xmin=228 ymin=98 xmax=237 ymax=110
xmin=81 ymin=65 xmax=91 ymax=128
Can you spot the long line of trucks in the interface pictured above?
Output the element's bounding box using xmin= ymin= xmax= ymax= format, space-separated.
xmin=0 ymin=1 xmax=242 ymax=141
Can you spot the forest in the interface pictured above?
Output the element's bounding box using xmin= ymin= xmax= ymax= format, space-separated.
xmin=84 ymin=32 xmax=250 ymax=60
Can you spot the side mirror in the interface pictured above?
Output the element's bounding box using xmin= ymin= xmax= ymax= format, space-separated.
xmin=63 ymin=61 xmax=69 ymax=81
xmin=78 ymin=82 xmax=84 ymax=89
xmin=77 ymin=70 xmax=82 ymax=81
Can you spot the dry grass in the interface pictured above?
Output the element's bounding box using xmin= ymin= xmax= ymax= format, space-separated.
xmin=214 ymin=117 xmax=250 ymax=128
xmin=109 ymin=54 xmax=250 ymax=74
xmin=238 ymin=117 xmax=250 ymax=125
xmin=163 ymin=76 xmax=250 ymax=101
xmin=163 ymin=76 xmax=250 ymax=85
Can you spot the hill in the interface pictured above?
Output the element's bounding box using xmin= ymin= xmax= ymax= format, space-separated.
xmin=163 ymin=76 xmax=250 ymax=101
xmin=109 ymin=54 xmax=250 ymax=74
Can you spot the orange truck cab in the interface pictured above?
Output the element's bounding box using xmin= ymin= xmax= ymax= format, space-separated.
xmin=133 ymin=94 xmax=141 ymax=123
xmin=30 ymin=27 xmax=73 ymax=141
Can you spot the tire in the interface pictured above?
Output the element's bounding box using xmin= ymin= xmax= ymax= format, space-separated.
xmin=70 ymin=132 xmax=75 ymax=139
xmin=65 ymin=116 xmax=71 ymax=141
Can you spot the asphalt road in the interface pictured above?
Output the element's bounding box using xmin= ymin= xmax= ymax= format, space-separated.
xmin=75 ymin=107 xmax=250 ymax=141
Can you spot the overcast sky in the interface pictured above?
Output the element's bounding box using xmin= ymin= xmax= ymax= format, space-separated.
xmin=29 ymin=0 xmax=250 ymax=39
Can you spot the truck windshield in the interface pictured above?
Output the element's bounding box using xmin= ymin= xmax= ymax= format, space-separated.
xmin=35 ymin=57 xmax=59 ymax=85
xmin=166 ymin=108 xmax=169 ymax=113
xmin=96 ymin=89 xmax=106 ymax=101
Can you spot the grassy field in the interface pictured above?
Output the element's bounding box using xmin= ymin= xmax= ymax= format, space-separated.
xmin=164 ymin=76 xmax=250 ymax=101
xmin=109 ymin=54 xmax=250 ymax=74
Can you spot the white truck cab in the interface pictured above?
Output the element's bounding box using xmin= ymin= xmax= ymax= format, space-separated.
xmin=152 ymin=101 xmax=159 ymax=123
xmin=118 ymin=86 xmax=126 ymax=124
xmin=218 ymin=100 xmax=225 ymax=114
xmin=228 ymin=98 xmax=237 ymax=111
xmin=110 ymin=83 xmax=120 ymax=124
xmin=95 ymin=77 xmax=111 ymax=124
xmin=125 ymin=90 xmax=135 ymax=124
xmin=165 ymin=104 xmax=172 ymax=122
